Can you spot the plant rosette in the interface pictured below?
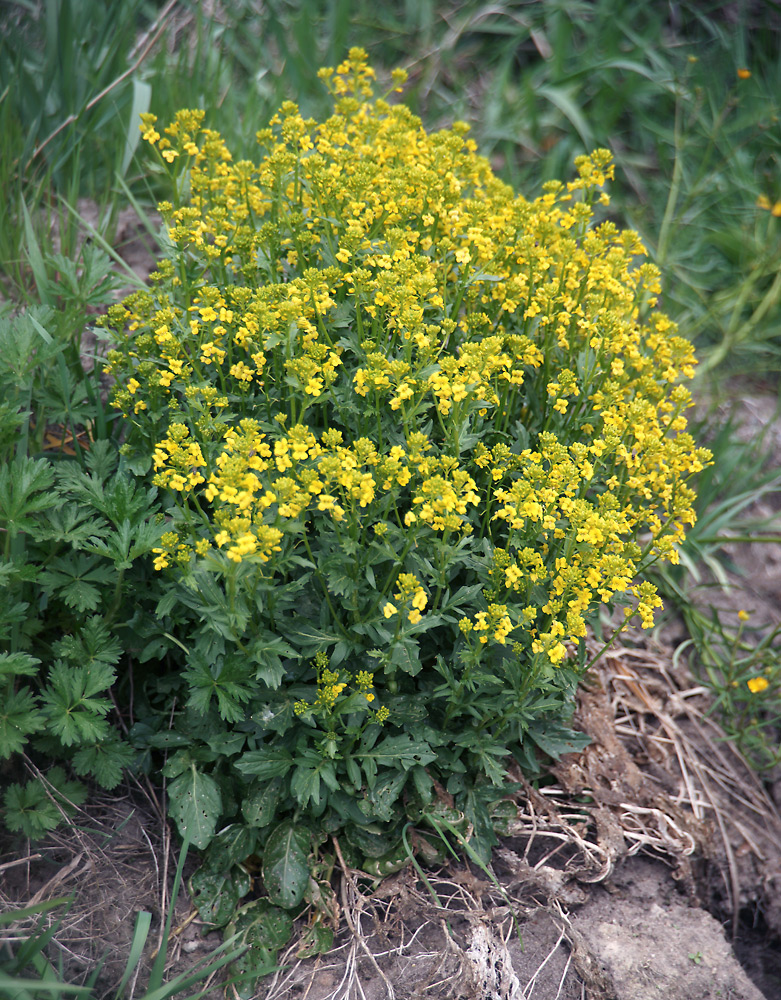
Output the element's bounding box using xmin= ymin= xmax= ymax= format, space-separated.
xmin=101 ymin=48 xmax=710 ymax=965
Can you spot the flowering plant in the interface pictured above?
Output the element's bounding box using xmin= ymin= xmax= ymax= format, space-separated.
xmin=102 ymin=49 xmax=708 ymax=952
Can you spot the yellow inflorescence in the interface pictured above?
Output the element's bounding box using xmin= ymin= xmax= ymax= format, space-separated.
xmin=105 ymin=48 xmax=710 ymax=668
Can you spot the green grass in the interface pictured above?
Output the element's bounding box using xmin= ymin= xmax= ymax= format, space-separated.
xmin=1 ymin=0 xmax=781 ymax=989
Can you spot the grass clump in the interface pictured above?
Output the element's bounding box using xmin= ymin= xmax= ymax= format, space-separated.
xmin=92 ymin=50 xmax=711 ymax=973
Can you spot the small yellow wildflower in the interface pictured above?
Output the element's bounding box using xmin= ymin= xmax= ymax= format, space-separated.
xmin=737 ymin=68 xmax=751 ymax=79
xmin=747 ymin=677 xmax=769 ymax=694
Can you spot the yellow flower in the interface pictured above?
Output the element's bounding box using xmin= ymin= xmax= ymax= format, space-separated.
xmin=383 ymin=602 xmax=397 ymax=618
xmin=747 ymin=677 xmax=769 ymax=694
xmin=737 ymin=68 xmax=751 ymax=79
xmin=738 ymin=609 xmax=751 ymax=622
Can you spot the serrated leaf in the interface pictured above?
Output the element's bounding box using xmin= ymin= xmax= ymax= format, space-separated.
xmin=0 ymin=687 xmax=44 ymax=758
xmin=0 ymin=651 xmax=40 ymax=679
xmin=2 ymin=767 xmax=86 ymax=839
xmin=226 ymin=898 xmax=292 ymax=990
xmin=228 ymin=897 xmax=294 ymax=950
xmin=30 ymin=502 xmax=105 ymax=546
xmin=39 ymin=555 xmax=116 ymax=613
xmin=53 ymin=615 xmax=122 ymax=670
xmin=183 ymin=651 xmax=257 ymax=724
xmin=247 ymin=633 xmax=297 ymax=689
xmin=3 ymin=781 xmax=64 ymax=838
xmin=84 ymin=517 xmax=165 ymax=568
xmin=168 ymin=765 xmax=222 ymax=849
xmin=262 ymin=821 xmax=310 ymax=909
xmin=291 ymin=761 xmax=320 ymax=808
xmin=365 ymin=769 xmax=407 ymax=823
xmin=344 ymin=823 xmax=402 ymax=860
xmin=389 ymin=637 xmax=421 ymax=676
xmin=189 ymin=865 xmax=251 ymax=928
xmin=72 ymin=736 xmax=135 ymax=789
xmin=0 ymin=456 xmax=56 ymax=535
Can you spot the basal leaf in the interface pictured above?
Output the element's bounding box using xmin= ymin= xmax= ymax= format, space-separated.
xmin=296 ymin=922 xmax=334 ymax=959
xmin=242 ymin=777 xmax=284 ymax=829
xmin=365 ymin=769 xmax=407 ymax=823
xmin=262 ymin=820 xmax=310 ymax=909
xmin=205 ymin=823 xmax=257 ymax=872
xmin=168 ymin=765 xmax=222 ymax=849
xmin=189 ymin=865 xmax=251 ymax=928
xmin=526 ymin=719 xmax=591 ymax=760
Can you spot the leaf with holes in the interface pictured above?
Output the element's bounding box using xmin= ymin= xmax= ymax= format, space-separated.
xmin=205 ymin=823 xmax=257 ymax=872
xmin=189 ymin=865 xmax=251 ymax=928
xmin=262 ymin=821 xmax=310 ymax=909
xmin=226 ymin=898 xmax=292 ymax=995
xmin=168 ymin=765 xmax=222 ymax=849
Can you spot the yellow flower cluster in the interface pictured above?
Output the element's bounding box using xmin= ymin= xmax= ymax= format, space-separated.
xmin=293 ymin=657 xmax=380 ymax=719
xmin=105 ymin=48 xmax=710 ymax=668
xmin=383 ymin=573 xmax=428 ymax=625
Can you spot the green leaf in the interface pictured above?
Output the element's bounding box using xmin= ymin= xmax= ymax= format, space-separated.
xmin=290 ymin=755 xmax=339 ymax=809
xmin=205 ymin=824 xmax=257 ymax=872
xmin=32 ymin=502 xmax=106 ymax=547
xmin=247 ymin=633 xmax=297 ymax=689
xmin=190 ymin=865 xmax=251 ymax=928
xmin=286 ymin=619 xmax=341 ymax=654
xmin=365 ymin=769 xmax=407 ymax=823
xmin=72 ymin=735 xmax=135 ymax=789
xmin=296 ymin=922 xmax=334 ymax=959
xmin=226 ymin=898 xmax=292 ymax=989
xmin=182 ymin=651 xmax=257 ymax=723
xmin=357 ymin=733 xmax=437 ymax=770
xmin=40 ymin=659 xmax=115 ymax=746
xmin=241 ymin=777 xmax=284 ymax=829
xmin=0 ymin=456 xmax=56 ymax=535
xmin=344 ymin=823 xmax=403 ymax=860
xmin=83 ymin=517 xmax=165 ymax=569
xmin=3 ymin=781 xmax=64 ymax=838
xmin=262 ymin=821 xmax=310 ymax=909
xmin=0 ymin=650 xmax=40 ymax=679
xmin=53 ymin=616 xmax=122 ymax=669
xmin=3 ymin=767 xmax=86 ymax=839
xmin=168 ymin=765 xmax=222 ymax=849
xmin=39 ymin=554 xmax=116 ymax=613
xmin=525 ymin=719 xmax=591 ymax=760
xmin=389 ymin=637 xmax=422 ymax=676
xmin=235 ymin=748 xmax=294 ymax=780
xmin=0 ymin=687 xmax=44 ymax=758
